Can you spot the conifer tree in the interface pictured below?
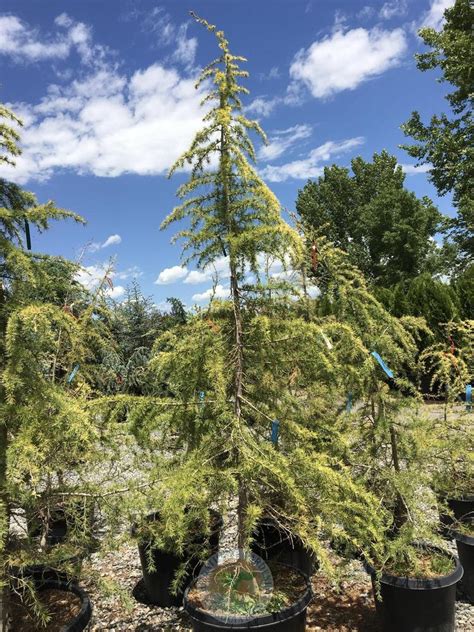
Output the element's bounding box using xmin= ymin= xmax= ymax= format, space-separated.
xmin=139 ymin=15 xmax=388 ymax=588
xmin=162 ymin=13 xmax=301 ymax=551
xmin=0 ymin=103 xmax=107 ymax=628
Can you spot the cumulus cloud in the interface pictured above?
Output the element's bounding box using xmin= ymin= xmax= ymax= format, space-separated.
xmin=400 ymin=163 xmax=431 ymax=175
xmin=289 ymin=26 xmax=407 ymax=99
xmin=108 ymin=285 xmax=126 ymax=299
xmin=192 ymin=284 xmax=230 ymax=302
xmin=258 ymin=124 xmax=312 ymax=161
xmin=184 ymin=256 xmax=230 ymax=284
xmin=0 ymin=61 xmax=208 ymax=184
xmin=260 ymin=137 xmax=365 ymax=182
xmin=420 ymin=0 xmax=454 ymax=30
xmin=155 ymin=265 xmax=188 ymax=285
xmin=75 ymin=262 xmax=126 ymax=299
xmin=0 ymin=13 xmax=108 ymax=66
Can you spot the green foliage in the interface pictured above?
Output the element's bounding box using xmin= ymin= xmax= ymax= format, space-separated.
xmin=419 ymin=320 xmax=473 ymax=403
xmin=296 ymin=151 xmax=445 ymax=285
xmin=122 ymin=17 xmax=393 ymax=580
xmin=401 ymin=0 xmax=474 ymax=264
xmin=0 ymin=104 xmax=22 ymax=166
xmin=392 ymin=273 xmax=459 ymax=339
xmin=100 ymin=283 xmax=187 ymax=395
xmin=452 ymin=263 xmax=474 ymax=319
xmin=163 ymin=14 xmax=299 ymax=273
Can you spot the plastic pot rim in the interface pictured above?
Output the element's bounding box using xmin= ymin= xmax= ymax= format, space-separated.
xmin=37 ymin=579 xmax=92 ymax=630
xmin=364 ymin=545 xmax=463 ymax=591
xmin=183 ymin=564 xmax=313 ymax=629
xmin=449 ymin=519 xmax=474 ymax=546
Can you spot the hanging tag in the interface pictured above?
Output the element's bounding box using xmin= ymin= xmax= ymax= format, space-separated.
xmin=67 ymin=364 xmax=80 ymax=384
xmin=271 ymin=419 xmax=280 ymax=446
xmin=346 ymin=392 xmax=353 ymax=413
xmin=466 ymin=384 xmax=472 ymax=412
xmin=198 ymin=391 xmax=205 ymax=406
xmin=24 ymin=219 xmax=32 ymax=250
xmin=321 ymin=333 xmax=333 ymax=350
xmin=371 ymin=351 xmax=394 ymax=379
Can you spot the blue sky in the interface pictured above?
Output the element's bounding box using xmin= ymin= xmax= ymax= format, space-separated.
xmin=0 ymin=0 xmax=455 ymax=307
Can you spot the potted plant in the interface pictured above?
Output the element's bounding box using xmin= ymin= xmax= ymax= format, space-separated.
xmin=136 ymin=13 xmax=388 ymax=631
xmin=350 ymin=366 xmax=464 ymax=631
xmin=0 ymin=103 xmax=104 ymax=630
xmin=420 ymin=320 xmax=474 ymax=529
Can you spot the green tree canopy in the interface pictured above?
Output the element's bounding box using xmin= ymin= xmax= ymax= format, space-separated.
xmin=296 ymin=151 xmax=444 ymax=285
xmin=401 ymin=0 xmax=473 ymax=265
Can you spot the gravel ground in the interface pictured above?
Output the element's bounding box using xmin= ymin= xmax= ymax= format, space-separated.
xmin=82 ymin=540 xmax=474 ymax=631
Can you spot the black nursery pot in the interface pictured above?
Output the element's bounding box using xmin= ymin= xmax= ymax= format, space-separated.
xmin=439 ymin=495 xmax=474 ymax=535
xmin=11 ymin=572 xmax=92 ymax=632
xmin=365 ymin=549 xmax=463 ymax=632
xmin=27 ymin=501 xmax=96 ymax=546
xmin=183 ymin=566 xmax=313 ymax=632
xmin=133 ymin=510 xmax=221 ymax=607
xmin=450 ymin=519 xmax=474 ymax=603
xmin=447 ymin=495 xmax=474 ymax=522
xmin=251 ymin=519 xmax=316 ymax=577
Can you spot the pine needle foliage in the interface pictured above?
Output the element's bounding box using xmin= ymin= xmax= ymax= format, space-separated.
xmin=0 ymin=105 xmax=22 ymax=167
xmin=0 ymin=101 xmax=114 ymax=626
xmin=138 ymin=15 xmax=388 ymax=585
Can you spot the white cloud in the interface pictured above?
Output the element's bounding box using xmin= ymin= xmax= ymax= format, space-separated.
xmin=259 ymin=66 xmax=280 ymax=81
xmin=108 ymin=285 xmax=126 ymax=299
xmin=192 ymin=284 xmax=230 ymax=302
xmin=246 ymin=96 xmax=281 ymax=118
xmin=0 ymin=61 xmax=208 ymax=183
xmin=101 ymin=234 xmax=122 ymax=248
xmin=75 ymin=262 xmax=133 ymax=294
xmin=75 ymin=264 xmax=110 ymax=290
xmin=289 ymin=26 xmax=407 ymax=99
xmin=115 ymin=266 xmax=142 ymax=280
xmin=171 ymin=23 xmax=197 ymax=67
xmin=258 ymin=124 xmax=312 ymax=161
xmin=129 ymin=6 xmax=197 ymax=68
xmin=379 ymin=1 xmax=408 ymax=20
xmin=246 ymin=81 xmax=304 ymax=119
xmin=400 ymin=163 xmax=431 ymax=175
xmin=0 ymin=13 xmax=107 ymax=66
xmin=184 ymin=256 xmax=230 ymax=284
xmin=260 ymin=137 xmax=365 ymax=182
xmin=357 ymin=6 xmax=376 ymax=20
xmin=420 ymin=0 xmax=454 ymax=30
xmin=155 ymin=265 xmax=188 ymax=285
xmin=89 ymin=233 xmax=122 ymax=251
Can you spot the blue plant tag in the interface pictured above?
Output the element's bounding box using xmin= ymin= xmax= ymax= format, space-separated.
xmin=198 ymin=391 xmax=205 ymax=407
xmin=466 ymin=384 xmax=472 ymax=411
xmin=67 ymin=364 xmax=80 ymax=384
xmin=371 ymin=351 xmax=394 ymax=379
xmin=346 ymin=392 xmax=353 ymax=413
xmin=271 ymin=419 xmax=280 ymax=446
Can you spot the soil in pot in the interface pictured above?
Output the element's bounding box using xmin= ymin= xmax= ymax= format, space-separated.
xmin=251 ymin=519 xmax=316 ymax=576
xmin=365 ymin=546 xmax=463 ymax=632
xmin=9 ymin=579 xmax=91 ymax=632
xmin=450 ymin=519 xmax=474 ymax=603
xmin=185 ymin=561 xmax=312 ymax=631
xmin=133 ymin=509 xmax=222 ymax=607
